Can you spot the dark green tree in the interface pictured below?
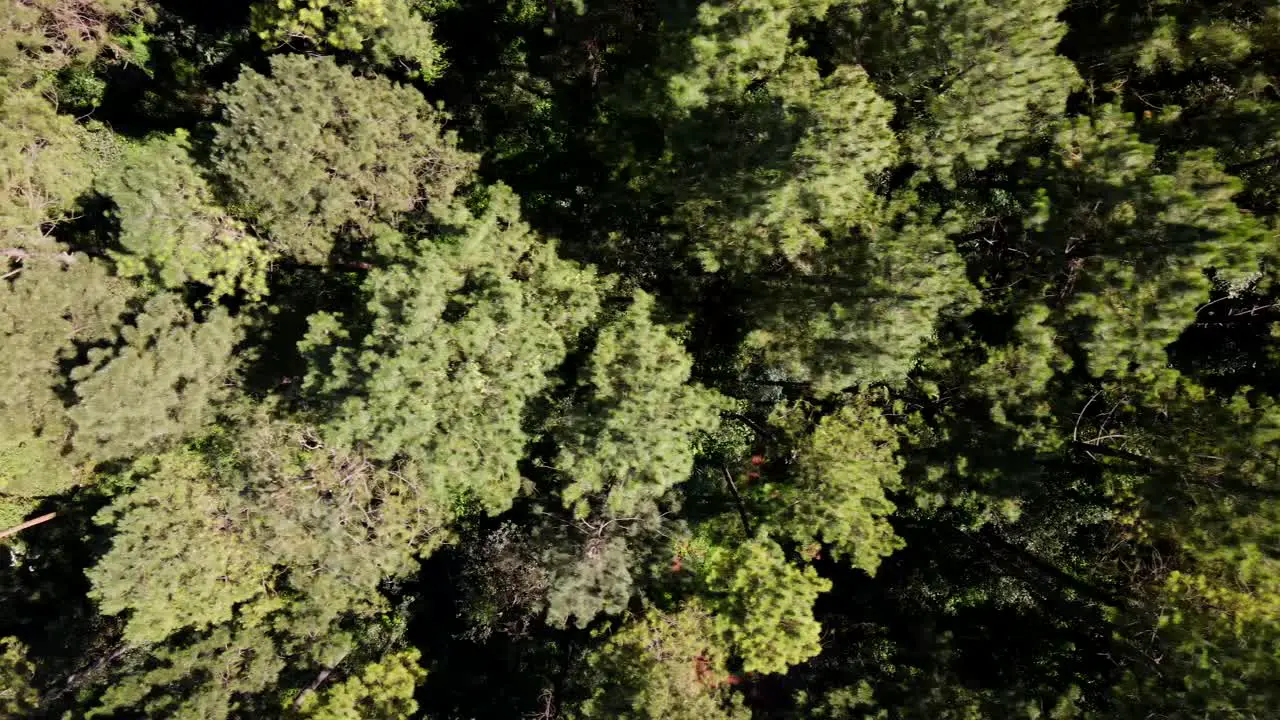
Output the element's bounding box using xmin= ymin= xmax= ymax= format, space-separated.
xmin=760 ymin=394 xmax=904 ymax=575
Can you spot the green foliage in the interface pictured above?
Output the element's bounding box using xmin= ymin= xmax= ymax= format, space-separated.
xmin=568 ymin=603 xmax=750 ymax=720
xmin=0 ymin=256 xmax=132 ymax=497
xmin=298 ymin=648 xmax=426 ymax=720
xmin=542 ymin=531 xmax=635 ymax=629
xmin=743 ymin=205 xmax=978 ymax=393
xmin=214 ymin=54 xmax=476 ymax=262
xmin=1109 ymin=509 xmax=1280 ymax=718
xmin=970 ymin=304 xmax=1072 ymax=444
xmin=803 ymin=681 xmax=880 ymax=719
xmin=677 ymin=58 xmax=899 ymax=268
xmin=241 ymin=420 xmax=449 ymax=628
xmin=0 ymin=496 xmax=38 ymax=530
xmin=69 ymin=293 xmax=242 ymax=461
xmin=847 ymin=0 xmax=1079 ymax=182
xmin=3 ymin=3 xmax=1280 ymax=720
xmin=0 ymin=429 xmax=77 ymax=498
xmin=0 ymin=89 xmax=96 ymax=247
xmin=764 ymin=395 xmax=904 ymax=574
xmin=301 ymin=184 xmax=602 ymax=515
xmin=700 ymin=533 xmax=831 ymax=674
xmin=1039 ymin=107 xmax=1273 ymax=379
xmin=0 ymin=637 xmax=39 ymax=716
xmin=1118 ymin=570 xmax=1280 ymax=719
xmin=535 ymin=506 xmax=683 ymax=630
xmin=99 ymin=131 xmax=271 ymax=299
xmin=556 ymin=291 xmax=724 ymax=518
xmin=454 ymin=522 xmax=551 ymax=640
xmin=665 ymin=0 xmax=832 ymax=109
xmin=90 ymin=623 xmax=284 ymax=719
xmin=252 ymin=0 xmax=445 ymax=80
xmin=87 ymin=450 xmax=268 ymax=644
xmin=0 ymin=0 xmax=152 ymax=87
xmin=88 ymin=418 xmax=445 ymax=648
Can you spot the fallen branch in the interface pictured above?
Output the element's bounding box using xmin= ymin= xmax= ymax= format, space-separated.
xmin=0 ymin=512 xmax=57 ymax=539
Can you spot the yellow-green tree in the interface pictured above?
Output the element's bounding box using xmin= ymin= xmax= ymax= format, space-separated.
xmin=300 ymin=184 xmax=603 ymax=515
xmin=252 ymin=0 xmax=445 ymax=80
xmin=568 ymin=603 xmax=750 ymax=720
xmin=555 ymin=290 xmax=724 ymax=519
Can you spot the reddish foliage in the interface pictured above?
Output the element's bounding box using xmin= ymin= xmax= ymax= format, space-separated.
xmin=694 ymin=654 xmax=714 ymax=686
xmin=694 ymin=654 xmax=744 ymax=688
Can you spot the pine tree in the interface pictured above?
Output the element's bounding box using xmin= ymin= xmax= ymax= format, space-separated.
xmin=555 ymin=290 xmax=723 ymax=518
xmin=1037 ymin=107 xmax=1272 ymax=380
xmin=87 ymin=413 xmax=448 ymax=648
xmin=99 ymin=131 xmax=270 ymax=299
xmin=251 ymin=0 xmax=445 ymax=80
xmin=567 ymin=603 xmax=750 ymax=720
xmin=297 ymin=649 xmax=427 ymax=720
xmin=761 ymin=394 xmax=904 ymax=574
xmin=0 ymin=256 xmax=132 ymax=499
xmin=5 ymin=3 xmax=1280 ymax=718
xmin=0 ymin=89 xmax=101 ymax=250
xmin=87 ymin=449 xmax=267 ymax=645
xmin=0 ymin=0 xmax=151 ymax=87
xmin=841 ymin=0 xmax=1079 ymax=183
xmin=214 ymin=54 xmax=476 ymax=263
xmin=700 ymin=533 xmax=831 ymax=674
xmin=1 ymin=0 xmax=150 ymax=247
xmin=1069 ymin=0 xmax=1280 ymax=210
xmin=969 ymin=304 xmax=1072 ymax=448
xmin=300 ymin=184 xmax=604 ymax=515
xmin=539 ymin=507 xmax=685 ymax=630
xmin=240 ymin=419 xmax=448 ymax=631
xmin=674 ymin=57 xmax=899 ymax=269
xmin=743 ymin=200 xmax=978 ymax=393
xmin=89 ymin=623 xmax=284 ymax=720
xmin=540 ymin=529 xmax=635 ymax=629
xmin=1074 ymin=377 xmax=1280 ymax=718
xmin=0 ymin=637 xmax=40 ymax=717
xmin=69 ymin=293 xmax=242 ymax=461
xmin=663 ymin=0 xmax=832 ymax=109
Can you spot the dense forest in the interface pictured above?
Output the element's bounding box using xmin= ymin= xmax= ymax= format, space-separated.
xmin=2 ymin=0 xmax=1279 ymax=717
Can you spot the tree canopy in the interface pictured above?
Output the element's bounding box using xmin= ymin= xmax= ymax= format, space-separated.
xmin=2 ymin=1 xmax=1280 ymax=719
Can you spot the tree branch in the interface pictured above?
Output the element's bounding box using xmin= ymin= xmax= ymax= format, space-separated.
xmin=292 ymin=649 xmax=351 ymax=710
xmin=1226 ymin=151 xmax=1280 ymax=175
xmin=721 ymin=466 xmax=754 ymax=537
xmin=0 ymin=512 xmax=57 ymax=539
xmin=1 ymin=248 xmax=76 ymax=265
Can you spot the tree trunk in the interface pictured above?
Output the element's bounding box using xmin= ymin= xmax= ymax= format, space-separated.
xmin=721 ymin=467 xmax=754 ymax=537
